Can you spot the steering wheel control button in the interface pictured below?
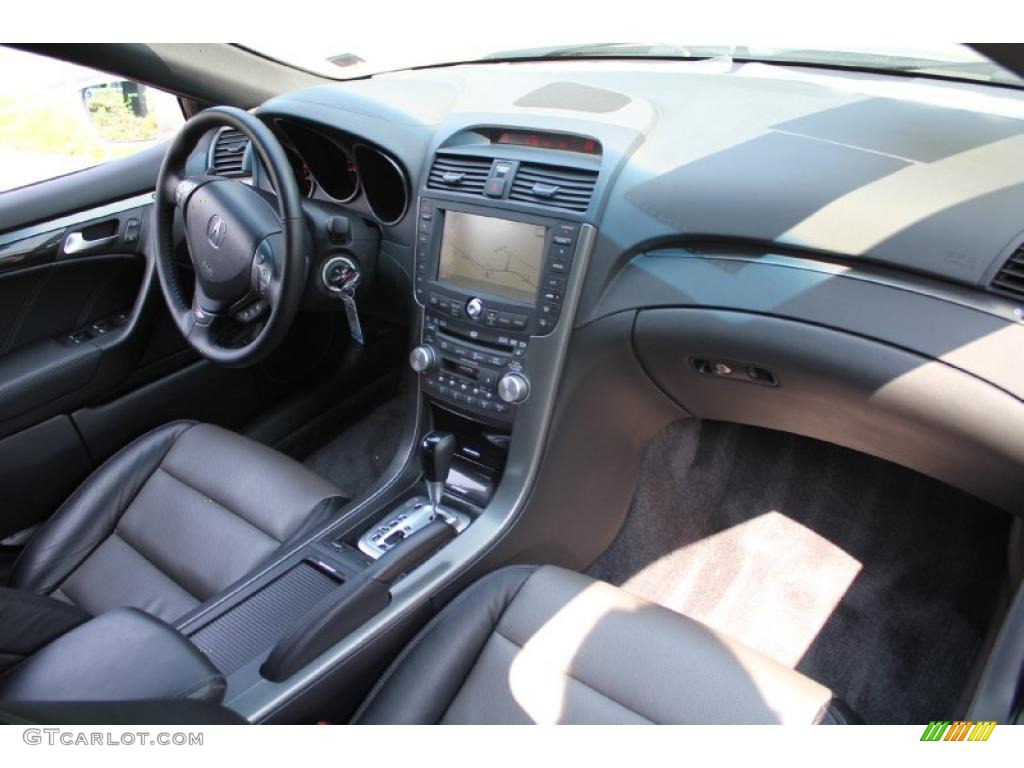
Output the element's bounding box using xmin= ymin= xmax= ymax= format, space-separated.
xmin=235 ymin=301 xmax=267 ymax=324
xmin=254 ymin=265 xmax=271 ymax=294
xmin=466 ymin=297 xmax=484 ymax=320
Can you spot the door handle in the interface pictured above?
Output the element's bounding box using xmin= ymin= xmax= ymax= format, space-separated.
xmin=63 ymin=230 xmax=119 ymax=256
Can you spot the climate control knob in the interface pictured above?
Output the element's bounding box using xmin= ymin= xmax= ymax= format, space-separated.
xmin=497 ymin=372 xmax=530 ymax=404
xmin=409 ymin=345 xmax=437 ymax=373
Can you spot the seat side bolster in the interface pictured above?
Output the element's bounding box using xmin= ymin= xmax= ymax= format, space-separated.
xmin=7 ymin=421 xmax=197 ymax=595
xmin=352 ymin=565 xmax=539 ymax=724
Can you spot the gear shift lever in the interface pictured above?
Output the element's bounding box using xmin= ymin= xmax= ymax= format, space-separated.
xmin=421 ymin=431 xmax=456 ymax=512
xmin=356 ymin=430 xmax=469 ymax=559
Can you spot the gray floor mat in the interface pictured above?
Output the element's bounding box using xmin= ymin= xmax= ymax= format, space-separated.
xmin=303 ymin=396 xmax=407 ymax=500
xmin=587 ymin=419 xmax=1010 ymax=724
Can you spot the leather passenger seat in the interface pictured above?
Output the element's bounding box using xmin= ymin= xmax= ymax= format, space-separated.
xmin=354 ymin=565 xmax=859 ymax=725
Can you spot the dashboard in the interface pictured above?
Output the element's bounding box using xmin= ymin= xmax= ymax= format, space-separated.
xmin=227 ymin=58 xmax=1024 ymax=515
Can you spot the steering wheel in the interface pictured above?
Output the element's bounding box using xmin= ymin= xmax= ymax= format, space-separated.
xmin=152 ymin=106 xmax=308 ymax=366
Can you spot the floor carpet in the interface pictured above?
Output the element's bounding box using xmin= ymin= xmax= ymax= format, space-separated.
xmin=302 ymin=396 xmax=407 ymax=501
xmin=587 ymin=419 xmax=1010 ymax=724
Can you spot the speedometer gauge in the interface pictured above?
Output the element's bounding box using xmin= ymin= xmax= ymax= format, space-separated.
xmin=285 ymin=147 xmax=315 ymax=197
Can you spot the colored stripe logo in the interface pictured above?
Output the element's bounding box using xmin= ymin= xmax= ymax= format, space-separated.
xmin=920 ymin=721 xmax=996 ymax=741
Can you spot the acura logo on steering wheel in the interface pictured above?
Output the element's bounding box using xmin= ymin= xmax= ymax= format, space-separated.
xmin=206 ymin=215 xmax=226 ymax=248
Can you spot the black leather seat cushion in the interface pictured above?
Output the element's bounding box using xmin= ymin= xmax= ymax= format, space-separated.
xmin=354 ymin=565 xmax=860 ymax=725
xmin=0 ymin=607 xmax=226 ymax=703
xmin=0 ymin=588 xmax=90 ymax=674
xmin=6 ymin=421 xmax=344 ymax=624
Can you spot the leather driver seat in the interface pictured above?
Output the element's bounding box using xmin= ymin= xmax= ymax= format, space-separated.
xmin=5 ymin=421 xmax=343 ymax=626
xmin=353 ymin=565 xmax=859 ymax=725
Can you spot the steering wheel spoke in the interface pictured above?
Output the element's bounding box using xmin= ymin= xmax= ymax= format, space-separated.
xmin=186 ymin=306 xmax=226 ymax=356
xmin=152 ymin=106 xmax=309 ymax=367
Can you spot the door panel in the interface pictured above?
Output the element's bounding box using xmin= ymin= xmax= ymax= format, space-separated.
xmin=0 ymin=415 xmax=92 ymax=540
xmin=0 ymin=256 xmax=143 ymax=355
xmin=0 ymin=199 xmax=152 ymax=439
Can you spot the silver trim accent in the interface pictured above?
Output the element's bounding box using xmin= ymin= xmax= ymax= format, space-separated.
xmin=426 ymin=480 xmax=444 ymax=510
xmin=356 ymin=496 xmax=471 ymax=560
xmin=63 ymin=230 xmax=119 ymax=256
xmin=0 ymin=192 xmax=154 ymax=251
xmin=353 ymin=144 xmax=409 ymax=225
xmin=272 ymin=118 xmax=360 ymax=204
xmin=408 ymin=344 xmax=436 ymax=373
xmin=497 ymin=371 xmax=530 ymax=404
xmin=320 ymin=255 xmax=361 ymax=293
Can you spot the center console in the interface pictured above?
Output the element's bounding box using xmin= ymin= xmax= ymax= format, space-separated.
xmin=409 ymin=197 xmax=584 ymax=426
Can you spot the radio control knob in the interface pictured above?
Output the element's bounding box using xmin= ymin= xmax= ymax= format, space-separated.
xmin=497 ymin=372 xmax=530 ymax=404
xmin=409 ymin=345 xmax=437 ymax=373
xmin=466 ymin=297 xmax=484 ymax=320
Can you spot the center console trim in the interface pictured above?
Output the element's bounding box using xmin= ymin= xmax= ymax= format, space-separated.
xmin=224 ymin=221 xmax=597 ymax=722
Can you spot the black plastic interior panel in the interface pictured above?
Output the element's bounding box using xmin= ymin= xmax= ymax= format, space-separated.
xmin=626 ymin=132 xmax=909 ymax=239
xmin=0 ymin=256 xmax=143 ymax=356
xmin=0 ymin=340 xmax=100 ymax=425
xmin=72 ymin=360 xmax=263 ymax=463
xmin=469 ymin=311 xmax=686 ymax=575
xmin=634 ymin=308 xmax=1024 ymax=515
xmin=190 ymin=561 xmax=342 ymax=676
xmin=592 ymin=251 xmax=1024 ymax=402
xmin=0 ymin=415 xmax=92 ymax=539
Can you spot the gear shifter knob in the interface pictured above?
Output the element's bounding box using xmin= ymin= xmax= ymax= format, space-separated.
xmin=421 ymin=431 xmax=456 ymax=511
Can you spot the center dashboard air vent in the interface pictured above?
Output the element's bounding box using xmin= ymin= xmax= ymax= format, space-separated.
xmin=989 ymin=242 xmax=1024 ymax=302
xmin=426 ymin=154 xmax=492 ymax=194
xmin=209 ymin=128 xmax=249 ymax=176
xmin=509 ymin=162 xmax=598 ymax=213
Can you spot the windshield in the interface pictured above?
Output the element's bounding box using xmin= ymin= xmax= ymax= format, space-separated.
xmin=242 ymin=42 xmax=1023 ymax=88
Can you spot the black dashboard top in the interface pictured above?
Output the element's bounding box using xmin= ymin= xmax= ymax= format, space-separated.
xmin=255 ymin=58 xmax=1024 ymax=308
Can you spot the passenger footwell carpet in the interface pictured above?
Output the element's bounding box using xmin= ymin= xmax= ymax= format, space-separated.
xmin=302 ymin=396 xmax=407 ymax=500
xmin=586 ymin=420 xmax=1010 ymax=724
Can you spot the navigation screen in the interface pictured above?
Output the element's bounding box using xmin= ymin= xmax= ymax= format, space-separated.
xmin=437 ymin=212 xmax=546 ymax=305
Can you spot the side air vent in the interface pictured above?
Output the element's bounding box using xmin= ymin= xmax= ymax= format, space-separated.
xmin=426 ymin=154 xmax=492 ymax=194
xmin=210 ymin=128 xmax=249 ymax=176
xmin=989 ymin=242 xmax=1024 ymax=301
xmin=509 ymin=162 xmax=598 ymax=212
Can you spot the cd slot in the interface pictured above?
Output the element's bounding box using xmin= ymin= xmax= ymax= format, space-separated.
xmin=443 ymin=359 xmax=481 ymax=382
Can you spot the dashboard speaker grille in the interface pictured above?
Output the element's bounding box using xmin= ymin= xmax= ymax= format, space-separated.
xmin=426 ymin=154 xmax=492 ymax=194
xmin=509 ymin=162 xmax=598 ymax=212
xmin=989 ymin=243 xmax=1024 ymax=302
xmin=210 ymin=128 xmax=248 ymax=176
